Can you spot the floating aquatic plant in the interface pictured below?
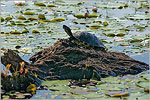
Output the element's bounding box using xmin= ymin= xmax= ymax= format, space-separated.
xmin=34 ymin=3 xmax=46 ymax=7
xmin=17 ymin=16 xmax=26 ymax=20
xmin=1 ymin=17 xmax=4 ymax=22
xmin=10 ymin=30 xmax=21 ymax=34
xmin=50 ymin=18 xmax=65 ymax=22
xmin=28 ymin=17 xmax=37 ymax=21
xmin=24 ymin=11 xmax=35 ymax=15
xmin=32 ymin=30 xmax=40 ymax=33
xmin=5 ymin=16 xmax=12 ymax=21
xmin=47 ymin=4 xmax=56 ymax=7
xmin=38 ymin=14 xmax=46 ymax=20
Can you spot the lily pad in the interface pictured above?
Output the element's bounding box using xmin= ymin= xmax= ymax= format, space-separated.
xmin=34 ymin=3 xmax=46 ymax=7
xmin=2 ymin=95 xmax=10 ymax=99
xmin=116 ymin=33 xmax=125 ymax=37
xmin=51 ymin=18 xmax=65 ymax=23
xmin=136 ymin=81 xmax=149 ymax=89
xmin=90 ymin=25 xmax=101 ymax=29
xmin=47 ymin=4 xmax=56 ymax=7
xmin=17 ymin=16 xmax=26 ymax=20
xmin=124 ymin=4 xmax=128 ymax=7
xmin=38 ymin=20 xmax=51 ymax=22
xmin=74 ymin=15 xmax=85 ymax=19
xmin=106 ymin=33 xmax=115 ymax=37
xmin=10 ymin=30 xmax=21 ymax=34
xmin=42 ymin=80 xmax=70 ymax=86
xmin=144 ymin=88 xmax=149 ymax=93
xmin=17 ymin=23 xmax=26 ymax=26
xmin=32 ymin=30 xmax=40 ymax=33
xmin=97 ymin=83 xmax=126 ymax=91
xmin=83 ymin=92 xmax=103 ymax=98
xmin=105 ymin=91 xmax=129 ymax=97
xmin=38 ymin=14 xmax=46 ymax=20
xmin=28 ymin=17 xmax=37 ymax=21
xmin=118 ymin=6 xmax=123 ymax=9
xmin=24 ymin=11 xmax=36 ymax=15
xmin=1 ymin=17 xmax=4 ymax=22
xmin=49 ymin=85 xmax=71 ymax=92
xmin=5 ymin=16 xmax=12 ymax=21
xmin=71 ymin=87 xmax=88 ymax=95
xmin=16 ymin=93 xmax=25 ymax=99
xmin=22 ymin=29 xmax=29 ymax=33
xmin=127 ymin=14 xmax=150 ymax=20
xmin=130 ymin=39 xmax=143 ymax=43
xmin=88 ymin=14 xmax=98 ymax=18
xmin=103 ymin=22 xmax=108 ymax=26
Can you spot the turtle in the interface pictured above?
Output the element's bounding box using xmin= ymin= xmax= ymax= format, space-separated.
xmin=63 ymin=25 xmax=106 ymax=52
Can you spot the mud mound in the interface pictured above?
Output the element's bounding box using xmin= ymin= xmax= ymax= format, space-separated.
xmin=29 ymin=39 xmax=149 ymax=80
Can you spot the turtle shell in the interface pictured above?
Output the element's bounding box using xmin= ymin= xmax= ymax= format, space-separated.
xmin=73 ymin=31 xmax=105 ymax=48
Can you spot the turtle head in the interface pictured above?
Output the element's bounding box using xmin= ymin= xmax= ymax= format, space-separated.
xmin=63 ymin=25 xmax=73 ymax=38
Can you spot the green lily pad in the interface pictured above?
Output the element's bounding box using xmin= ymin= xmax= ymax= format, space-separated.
xmin=5 ymin=16 xmax=12 ymax=21
xmin=90 ymin=25 xmax=101 ymax=29
xmin=124 ymin=4 xmax=128 ymax=7
xmin=118 ymin=6 xmax=123 ymax=9
xmin=16 ymin=93 xmax=25 ymax=99
xmin=38 ymin=20 xmax=52 ymax=22
xmin=47 ymin=4 xmax=56 ymax=7
xmin=32 ymin=30 xmax=40 ymax=33
xmin=136 ymin=81 xmax=149 ymax=89
xmin=2 ymin=95 xmax=10 ymax=99
xmin=51 ymin=18 xmax=65 ymax=22
xmin=17 ymin=23 xmax=26 ymax=26
xmin=130 ymin=39 xmax=143 ymax=43
xmin=49 ymin=85 xmax=71 ymax=92
xmin=10 ymin=21 xmax=16 ymax=25
xmin=123 ymin=48 xmax=144 ymax=53
xmin=42 ymin=80 xmax=70 ymax=86
xmin=22 ymin=29 xmax=29 ymax=33
xmin=28 ymin=17 xmax=37 ymax=21
xmin=10 ymin=30 xmax=21 ymax=34
xmin=119 ymin=43 xmax=129 ymax=47
xmin=116 ymin=33 xmax=125 ymax=37
xmin=105 ymin=91 xmax=129 ymax=97
xmin=17 ymin=16 xmax=26 ymax=20
xmin=1 ymin=17 xmax=4 ymax=22
xmin=106 ymin=33 xmax=115 ymax=37
xmin=24 ymin=11 xmax=35 ymax=15
xmin=77 ymin=2 xmax=85 ymax=5
xmin=88 ymin=14 xmax=98 ymax=18
xmin=19 ymin=47 xmax=34 ymax=54
xmin=83 ymin=92 xmax=103 ymax=98
xmin=102 ymin=76 xmax=121 ymax=84
xmin=97 ymin=83 xmax=126 ymax=91
xmin=103 ymin=22 xmax=108 ymax=26
xmin=144 ymin=88 xmax=149 ymax=93
xmin=38 ymin=14 xmax=46 ymax=20
xmin=74 ymin=15 xmax=85 ymax=19
xmin=71 ymin=87 xmax=88 ymax=95
xmin=34 ymin=3 xmax=46 ymax=6
xmin=136 ymin=93 xmax=150 ymax=100
xmin=139 ymin=71 xmax=150 ymax=81
xmin=127 ymin=14 xmax=150 ymax=20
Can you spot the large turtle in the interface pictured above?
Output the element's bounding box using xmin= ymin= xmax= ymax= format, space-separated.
xmin=63 ymin=25 xmax=106 ymax=52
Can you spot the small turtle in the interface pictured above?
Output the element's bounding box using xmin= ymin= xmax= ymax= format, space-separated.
xmin=63 ymin=25 xmax=106 ymax=52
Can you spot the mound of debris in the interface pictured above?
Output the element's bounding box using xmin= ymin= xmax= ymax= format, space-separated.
xmin=2 ymin=39 xmax=149 ymax=81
